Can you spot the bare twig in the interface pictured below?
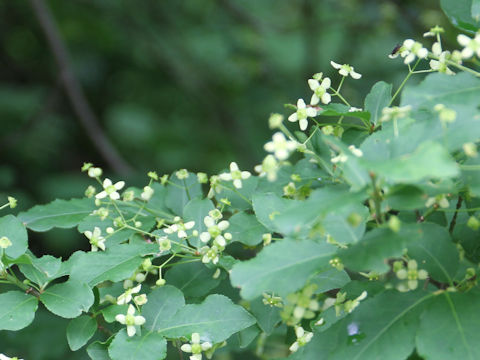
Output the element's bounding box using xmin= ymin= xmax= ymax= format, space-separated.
xmin=449 ymin=196 xmax=463 ymax=234
xmin=29 ymin=0 xmax=132 ymax=175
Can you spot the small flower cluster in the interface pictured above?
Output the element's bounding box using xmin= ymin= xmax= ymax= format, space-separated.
xmin=389 ymin=39 xmax=428 ymax=64
xmin=199 ymin=209 xmax=232 ymax=264
xmin=280 ymin=284 xmax=319 ymax=326
xmin=289 ymin=326 xmax=314 ymax=352
xmin=394 ymin=260 xmax=428 ymax=292
xmin=332 ymin=291 xmax=368 ymax=316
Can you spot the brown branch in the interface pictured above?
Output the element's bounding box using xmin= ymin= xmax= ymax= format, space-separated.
xmin=29 ymin=0 xmax=132 ymax=175
xmin=449 ymin=196 xmax=463 ymax=234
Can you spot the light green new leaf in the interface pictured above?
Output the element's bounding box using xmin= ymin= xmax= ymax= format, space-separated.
xmin=18 ymin=198 xmax=96 ymax=232
xmin=299 ymin=290 xmax=432 ymax=360
xmin=229 ymin=212 xmax=268 ymax=246
xmin=0 ymin=214 xmax=28 ymax=259
xmin=416 ymin=290 xmax=480 ymax=360
xmin=164 ymin=262 xmax=220 ymax=298
xmin=0 ymin=291 xmax=38 ymax=331
xmin=341 ymin=225 xmax=422 ymax=273
xmin=67 ymin=315 xmax=97 ymax=351
xmin=408 ymin=222 xmax=459 ymax=284
xmin=165 ymin=172 xmax=202 ymax=215
xmin=142 ymin=285 xmax=185 ymax=331
xmin=108 ymin=329 xmax=167 ymax=360
xmin=364 ymin=81 xmax=392 ymax=125
xmin=156 ymin=294 xmax=256 ymax=343
xmin=69 ymin=243 xmax=156 ymax=286
xmin=440 ymin=0 xmax=480 ymax=33
xmin=230 ymin=239 xmax=336 ymax=300
xmin=40 ymin=280 xmax=94 ymax=318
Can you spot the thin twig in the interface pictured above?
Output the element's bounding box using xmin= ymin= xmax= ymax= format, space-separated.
xmin=29 ymin=0 xmax=132 ymax=175
xmin=449 ymin=196 xmax=463 ymax=234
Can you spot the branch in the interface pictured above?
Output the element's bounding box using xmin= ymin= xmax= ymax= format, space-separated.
xmin=29 ymin=0 xmax=132 ymax=175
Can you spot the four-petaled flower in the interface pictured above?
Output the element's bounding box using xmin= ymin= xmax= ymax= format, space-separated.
xmin=117 ymin=284 xmax=142 ymax=305
xmin=95 ymin=178 xmax=125 ymax=200
xmin=0 ymin=354 xmax=23 ymax=360
xmin=163 ymin=217 xmax=195 ymax=239
xmin=457 ymin=32 xmax=480 ymax=59
xmin=288 ymin=99 xmax=317 ymax=131
xmin=200 ymin=213 xmax=231 ymax=248
xmin=289 ymin=326 xmax=314 ymax=352
xmin=393 ymin=39 xmax=428 ymax=64
xmin=84 ymin=227 xmax=106 ymax=252
xmin=254 ymin=155 xmax=279 ymax=182
xmin=115 ymin=304 xmax=146 ymax=337
xmin=308 ymin=77 xmax=332 ymax=106
xmin=200 ymin=245 xmax=220 ymax=264
xmin=330 ymin=61 xmax=362 ymax=79
xmin=219 ymin=162 xmax=251 ymax=189
xmin=264 ymin=132 xmax=298 ymax=161
xmin=181 ymin=333 xmax=212 ymax=360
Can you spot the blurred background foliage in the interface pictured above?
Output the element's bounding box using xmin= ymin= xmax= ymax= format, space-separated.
xmin=0 ymin=0 xmax=461 ymax=358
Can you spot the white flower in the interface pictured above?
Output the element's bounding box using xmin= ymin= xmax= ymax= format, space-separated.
xmin=0 ymin=236 xmax=12 ymax=249
xmin=141 ymin=186 xmax=154 ymax=201
xmin=176 ymin=169 xmax=189 ymax=179
xmin=457 ymin=32 xmax=480 ymax=59
xmin=254 ymin=155 xmax=279 ymax=182
xmin=163 ymin=217 xmax=195 ymax=238
xmin=87 ymin=167 xmax=102 ymax=178
xmin=348 ymin=107 xmax=362 ymax=112
xmin=380 ymin=105 xmax=412 ymax=123
xmin=200 ymin=245 xmax=220 ymax=264
xmin=117 ymin=284 xmax=142 ymax=305
xmin=84 ymin=227 xmax=106 ymax=252
xmin=95 ymin=178 xmax=125 ymax=200
xmin=158 ymin=236 xmax=172 ymax=252
xmin=348 ymin=145 xmax=363 ymax=157
xmin=0 ymin=354 xmax=23 ymax=360
xmin=394 ymin=39 xmax=428 ymax=64
xmin=181 ymin=333 xmax=212 ymax=360
xmin=308 ymin=77 xmax=331 ymax=106
xmin=423 ymin=25 xmax=444 ymax=38
xmin=331 ymin=153 xmax=348 ymax=164
xmin=288 ymin=99 xmax=317 ymax=131
xmin=200 ymin=214 xmax=231 ymax=248
xmin=330 ymin=61 xmax=362 ymax=79
xmin=429 ymin=42 xmax=455 ymax=75
xmin=289 ymin=326 xmax=314 ymax=352
xmin=115 ymin=304 xmax=146 ymax=337
xmin=134 ymin=294 xmax=148 ymax=306
xmin=219 ymin=162 xmax=251 ymax=189
xmin=264 ymin=132 xmax=298 ymax=161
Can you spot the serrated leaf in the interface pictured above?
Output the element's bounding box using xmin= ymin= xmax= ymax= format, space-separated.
xmin=299 ymin=290 xmax=432 ymax=360
xmin=165 ymin=172 xmax=202 ymax=215
xmin=69 ymin=243 xmax=156 ymax=286
xmin=408 ymin=222 xmax=459 ymax=284
xmin=364 ymin=81 xmax=392 ymax=125
xmin=229 ymin=212 xmax=268 ymax=246
xmin=164 ymin=262 xmax=220 ymax=298
xmin=142 ymin=285 xmax=185 ymax=331
xmin=40 ymin=280 xmax=94 ymax=318
xmin=230 ymin=239 xmax=336 ymax=300
xmin=416 ymin=290 xmax=480 ymax=360
xmin=108 ymin=329 xmax=167 ymax=360
xmin=18 ymin=198 xmax=96 ymax=231
xmin=67 ymin=314 xmax=97 ymax=351
xmin=156 ymin=294 xmax=256 ymax=343
xmin=0 ymin=214 xmax=28 ymax=259
xmin=0 ymin=291 xmax=38 ymax=331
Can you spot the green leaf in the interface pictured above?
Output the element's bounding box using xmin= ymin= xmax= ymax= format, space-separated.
xmin=142 ymin=285 xmax=185 ymax=331
xmin=416 ymin=290 xmax=480 ymax=360
xmin=165 ymin=172 xmax=202 ymax=215
xmin=311 ymin=267 xmax=350 ymax=293
xmin=183 ymin=197 xmax=215 ymax=248
xmin=322 ymin=204 xmax=369 ymax=245
xmin=249 ymin=297 xmax=281 ymax=335
xmin=164 ymin=262 xmax=220 ymax=298
xmin=341 ymin=225 xmax=422 ymax=273
xmin=441 ymin=0 xmax=480 ymax=33
xmin=147 ymin=183 xmax=173 ymax=217
xmin=385 ymin=185 xmax=426 ymax=211
xmin=230 ymin=239 xmax=336 ymax=300
xmin=108 ymin=329 xmax=167 ymax=360
xmin=220 ymin=176 xmax=258 ymax=211
xmin=408 ymin=223 xmax=459 ymax=284
xmin=69 ymin=243 xmax=156 ymax=286
xmin=364 ymin=81 xmax=392 ymax=125
xmin=318 ymin=103 xmax=370 ymax=122
xmin=300 ymin=290 xmax=432 ymax=360
xmin=0 ymin=214 xmax=28 ymax=259
xmin=473 ymin=0 xmax=480 ymax=21
xmin=18 ymin=198 xmax=96 ymax=231
xmin=18 ymin=253 xmax=62 ymax=287
xmin=101 ymin=304 xmax=128 ymax=323
xmin=229 ymin=212 xmax=268 ymax=246
xmin=40 ymin=279 xmax=94 ymax=318
xmin=0 ymin=291 xmax=38 ymax=331
xmin=252 ymin=192 xmax=292 ymax=233
xmin=462 ymin=156 xmax=480 ymax=197
xmin=363 ymin=141 xmax=459 ymax=183
xmin=67 ymin=314 xmax=97 ymax=351
xmin=87 ymin=341 xmax=110 ymax=360
xmin=156 ymin=294 xmax=256 ymax=343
